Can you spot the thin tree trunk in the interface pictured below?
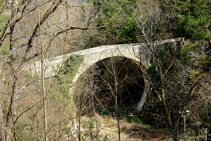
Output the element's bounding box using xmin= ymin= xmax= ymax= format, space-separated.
xmin=38 ymin=6 xmax=48 ymax=141
xmin=91 ymin=95 xmax=99 ymax=141
xmin=78 ymin=103 xmax=81 ymax=141
xmin=41 ymin=42 xmax=48 ymax=141
xmin=5 ymin=6 xmax=18 ymax=140
xmin=37 ymin=107 xmax=39 ymax=140
xmin=112 ymin=58 xmax=120 ymax=141
xmin=90 ymin=71 xmax=99 ymax=141
xmin=5 ymin=73 xmax=18 ymax=141
xmin=13 ymin=72 xmax=19 ymax=141
xmin=0 ymin=54 xmax=5 ymax=141
xmin=42 ymin=66 xmax=48 ymax=141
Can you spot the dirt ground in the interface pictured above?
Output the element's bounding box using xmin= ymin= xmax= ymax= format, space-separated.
xmin=75 ymin=115 xmax=174 ymax=141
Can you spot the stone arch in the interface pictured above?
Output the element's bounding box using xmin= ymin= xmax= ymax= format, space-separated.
xmin=71 ymin=43 xmax=149 ymax=85
xmin=71 ymin=52 xmax=150 ymax=111
xmin=72 ymin=55 xmax=140 ymax=84
xmin=73 ymin=56 xmax=147 ymax=111
xmin=24 ymin=38 xmax=182 ymax=111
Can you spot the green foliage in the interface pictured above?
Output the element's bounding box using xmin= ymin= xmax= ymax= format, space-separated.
xmin=0 ymin=7 xmax=11 ymax=39
xmin=178 ymin=41 xmax=211 ymax=72
xmin=24 ymin=70 xmax=38 ymax=81
xmin=199 ymin=58 xmax=211 ymax=72
xmin=127 ymin=116 xmax=142 ymax=123
xmin=56 ymin=55 xmax=84 ymax=83
xmin=175 ymin=0 xmax=211 ymax=41
xmin=0 ymin=15 xmax=4 ymax=23
xmin=64 ymin=55 xmax=84 ymax=82
xmin=143 ymin=42 xmax=202 ymax=137
xmin=84 ymin=36 xmax=101 ymax=49
xmin=199 ymin=104 xmax=211 ymax=131
xmin=54 ymin=55 xmax=84 ymax=101
xmin=147 ymin=63 xmax=160 ymax=83
xmin=16 ymin=116 xmax=37 ymax=140
xmin=93 ymin=0 xmax=140 ymax=44
xmin=180 ymin=44 xmax=198 ymax=55
xmin=1 ymin=42 xmax=9 ymax=55
xmin=87 ymin=120 xmax=95 ymax=140
xmin=178 ymin=44 xmax=199 ymax=65
xmin=0 ymin=1 xmax=4 ymax=11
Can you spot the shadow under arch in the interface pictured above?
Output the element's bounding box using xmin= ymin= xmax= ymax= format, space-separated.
xmin=73 ymin=56 xmax=149 ymax=115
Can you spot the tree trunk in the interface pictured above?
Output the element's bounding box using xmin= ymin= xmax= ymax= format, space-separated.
xmin=5 ymin=74 xmax=19 ymax=141
xmin=0 ymin=54 xmax=5 ymax=141
xmin=41 ymin=50 xmax=48 ymax=141
xmin=38 ymin=6 xmax=48 ymax=141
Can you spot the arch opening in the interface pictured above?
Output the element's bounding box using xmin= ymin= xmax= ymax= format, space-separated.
xmin=74 ymin=56 xmax=145 ymax=116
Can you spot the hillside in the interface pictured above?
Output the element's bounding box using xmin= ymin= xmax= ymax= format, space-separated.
xmin=0 ymin=0 xmax=210 ymax=141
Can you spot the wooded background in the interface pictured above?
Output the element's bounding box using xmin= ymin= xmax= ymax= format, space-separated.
xmin=0 ymin=0 xmax=210 ymax=141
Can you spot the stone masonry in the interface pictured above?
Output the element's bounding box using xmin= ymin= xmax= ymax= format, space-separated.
xmin=24 ymin=38 xmax=183 ymax=111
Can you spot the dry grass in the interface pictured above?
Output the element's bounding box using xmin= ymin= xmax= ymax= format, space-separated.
xmin=75 ymin=114 xmax=173 ymax=141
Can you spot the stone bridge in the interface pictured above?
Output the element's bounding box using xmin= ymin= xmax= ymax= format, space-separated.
xmin=24 ymin=38 xmax=183 ymax=111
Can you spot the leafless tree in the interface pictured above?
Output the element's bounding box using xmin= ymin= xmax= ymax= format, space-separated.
xmin=0 ymin=0 xmax=100 ymax=140
xmin=135 ymin=1 xmax=201 ymax=140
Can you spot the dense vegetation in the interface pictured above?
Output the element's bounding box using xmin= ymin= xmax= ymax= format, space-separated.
xmin=0 ymin=0 xmax=210 ymax=141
